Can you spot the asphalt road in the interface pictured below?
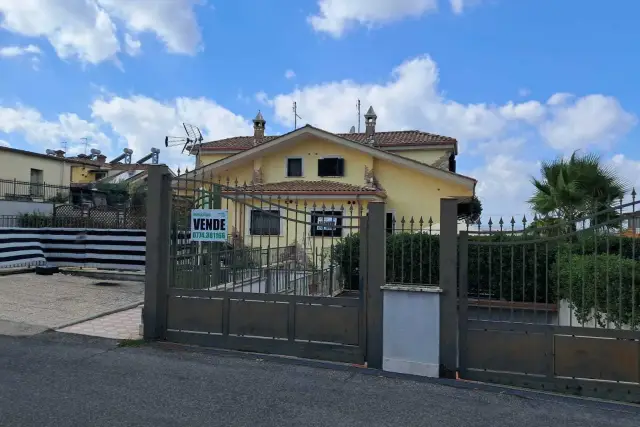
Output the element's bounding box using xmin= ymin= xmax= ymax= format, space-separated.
xmin=1 ymin=333 xmax=640 ymax=427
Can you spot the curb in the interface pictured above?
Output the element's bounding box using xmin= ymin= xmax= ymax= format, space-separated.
xmin=53 ymin=301 xmax=144 ymax=331
xmin=59 ymin=268 xmax=145 ymax=283
xmin=0 ymin=267 xmax=36 ymax=276
xmin=153 ymin=341 xmax=640 ymax=414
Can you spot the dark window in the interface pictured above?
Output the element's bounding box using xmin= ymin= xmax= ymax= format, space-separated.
xmin=311 ymin=211 xmax=343 ymax=237
xmin=386 ymin=212 xmax=395 ymax=235
xmin=318 ymin=158 xmax=345 ymax=177
xmin=94 ymin=172 xmax=107 ymax=180
xmin=448 ymin=153 xmax=456 ymax=173
xmin=287 ymin=158 xmax=303 ymax=177
xmin=250 ymin=210 xmax=280 ymax=235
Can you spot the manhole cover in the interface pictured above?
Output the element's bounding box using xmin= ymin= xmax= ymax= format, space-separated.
xmin=91 ymin=281 xmax=120 ymax=287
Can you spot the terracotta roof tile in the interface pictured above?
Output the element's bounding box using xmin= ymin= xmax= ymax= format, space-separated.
xmin=198 ymin=130 xmax=455 ymax=151
xmin=225 ymin=180 xmax=385 ymax=196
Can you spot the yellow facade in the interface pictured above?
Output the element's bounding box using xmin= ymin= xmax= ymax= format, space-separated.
xmin=198 ymin=153 xmax=235 ymax=169
xmin=70 ymin=165 xmax=106 ymax=183
xmin=193 ymin=134 xmax=473 ymax=251
xmin=0 ymin=148 xmax=72 ymax=186
xmin=385 ymin=148 xmax=449 ymax=166
xmin=193 ymin=193 xmax=365 ymax=268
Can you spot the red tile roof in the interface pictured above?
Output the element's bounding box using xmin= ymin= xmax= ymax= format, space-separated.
xmin=223 ymin=180 xmax=386 ymax=197
xmin=198 ymin=130 xmax=456 ymax=151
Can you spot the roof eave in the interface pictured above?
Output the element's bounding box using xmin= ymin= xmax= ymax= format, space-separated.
xmin=181 ymin=125 xmax=475 ymax=190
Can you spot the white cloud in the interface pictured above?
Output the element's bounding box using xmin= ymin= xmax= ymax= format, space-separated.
xmin=470 ymin=154 xmax=539 ymax=220
xmin=0 ymin=139 xmax=10 ymax=147
xmin=91 ymin=95 xmax=252 ymax=171
xmin=124 ymin=33 xmax=141 ymax=56
xmin=97 ymin=0 xmax=202 ymax=54
xmin=546 ymin=92 xmax=573 ymax=106
xmin=0 ymin=94 xmax=253 ymax=173
xmin=0 ymin=0 xmax=202 ymax=64
xmin=308 ymin=0 xmax=482 ymax=37
xmin=265 ymin=54 xmax=636 ymax=216
xmin=609 ymin=154 xmax=640 ymax=197
xmin=255 ymin=91 xmax=271 ymax=106
xmin=540 ymin=94 xmax=637 ymax=152
xmin=308 ymin=0 xmax=439 ymax=37
xmin=0 ymin=105 xmax=111 ymax=154
xmin=499 ymin=100 xmax=545 ymax=124
xmin=518 ymin=88 xmax=531 ymax=97
xmin=450 ymin=0 xmax=483 ymax=14
xmin=269 ymin=55 xmax=533 ymax=141
xmin=285 ymin=69 xmax=296 ymax=79
xmin=0 ymin=44 xmax=41 ymax=57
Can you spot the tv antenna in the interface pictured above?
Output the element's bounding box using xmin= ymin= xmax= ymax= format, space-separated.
xmin=61 ymin=141 xmax=68 ymax=152
xmin=357 ymin=99 xmax=361 ymax=133
xmin=80 ymin=137 xmax=90 ymax=155
xmin=293 ymin=101 xmax=302 ymax=129
xmin=164 ymin=123 xmax=204 ymax=155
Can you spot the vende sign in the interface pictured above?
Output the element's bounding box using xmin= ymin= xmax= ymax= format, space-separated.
xmin=190 ymin=209 xmax=228 ymax=242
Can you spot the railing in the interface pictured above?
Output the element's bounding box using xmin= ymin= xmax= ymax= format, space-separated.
xmin=0 ymin=207 xmax=146 ymax=229
xmin=0 ymin=178 xmax=73 ymax=203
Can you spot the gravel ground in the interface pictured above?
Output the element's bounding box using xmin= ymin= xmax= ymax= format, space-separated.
xmin=0 ymin=332 xmax=639 ymax=427
xmin=0 ymin=273 xmax=143 ymax=333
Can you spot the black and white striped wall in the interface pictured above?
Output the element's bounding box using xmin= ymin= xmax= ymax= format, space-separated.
xmin=0 ymin=228 xmax=146 ymax=270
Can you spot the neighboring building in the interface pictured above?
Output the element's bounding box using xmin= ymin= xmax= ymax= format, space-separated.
xmin=182 ymin=107 xmax=477 ymax=247
xmin=0 ymin=146 xmax=104 ymax=189
xmin=0 ymin=146 xmax=162 ymax=204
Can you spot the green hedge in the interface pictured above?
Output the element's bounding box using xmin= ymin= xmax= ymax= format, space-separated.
xmin=553 ymin=253 xmax=640 ymax=328
xmin=332 ymin=231 xmax=640 ymax=307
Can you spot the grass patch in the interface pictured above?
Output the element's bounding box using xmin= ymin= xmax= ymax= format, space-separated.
xmin=117 ymin=338 xmax=146 ymax=348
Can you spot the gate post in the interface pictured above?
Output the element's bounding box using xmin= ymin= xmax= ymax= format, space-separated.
xmin=365 ymin=201 xmax=385 ymax=369
xmin=144 ymin=165 xmax=172 ymax=339
xmin=439 ymin=197 xmax=459 ymax=378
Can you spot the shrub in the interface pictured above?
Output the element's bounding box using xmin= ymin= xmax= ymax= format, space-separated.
xmin=332 ymin=231 xmax=556 ymax=303
xmin=17 ymin=212 xmax=53 ymax=228
xmin=553 ymin=253 xmax=640 ymax=328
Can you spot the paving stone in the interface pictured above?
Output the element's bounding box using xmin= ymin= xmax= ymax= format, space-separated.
xmin=0 ymin=273 xmax=143 ymax=331
xmin=58 ymin=306 xmax=142 ymax=340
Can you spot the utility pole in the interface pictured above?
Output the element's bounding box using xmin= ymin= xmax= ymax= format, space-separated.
xmin=80 ymin=137 xmax=89 ymax=155
xmin=293 ymin=101 xmax=302 ymax=129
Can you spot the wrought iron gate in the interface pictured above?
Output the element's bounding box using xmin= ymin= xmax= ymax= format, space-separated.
xmin=457 ymin=200 xmax=640 ymax=403
xmin=144 ymin=167 xmax=385 ymax=366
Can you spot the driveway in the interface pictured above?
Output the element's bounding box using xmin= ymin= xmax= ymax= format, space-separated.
xmin=0 ymin=273 xmax=143 ymax=335
xmin=0 ymin=333 xmax=639 ymax=427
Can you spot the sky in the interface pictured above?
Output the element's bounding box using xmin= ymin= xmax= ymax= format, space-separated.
xmin=1 ymin=0 xmax=639 ymax=219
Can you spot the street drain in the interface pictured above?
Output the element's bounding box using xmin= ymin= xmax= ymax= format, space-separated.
xmin=91 ymin=281 xmax=120 ymax=287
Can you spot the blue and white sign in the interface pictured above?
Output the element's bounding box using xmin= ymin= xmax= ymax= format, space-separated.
xmin=191 ymin=209 xmax=228 ymax=242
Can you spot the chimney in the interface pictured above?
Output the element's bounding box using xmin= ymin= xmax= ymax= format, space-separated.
xmin=364 ymin=106 xmax=377 ymax=137
xmin=55 ymin=150 xmax=65 ymax=158
xmin=97 ymin=154 xmax=107 ymax=164
xmin=253 ymin=110 xmax=266 ymax=141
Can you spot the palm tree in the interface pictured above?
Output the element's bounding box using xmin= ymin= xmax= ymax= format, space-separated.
xmin=529 ymin=151 xmax=626 ymax=228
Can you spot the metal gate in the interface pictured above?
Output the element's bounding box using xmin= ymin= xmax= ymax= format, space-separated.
xmin=457 ymin=200 xmax=640 ymax=403
xmin=144 ymin=167 xmax=385 ymax=366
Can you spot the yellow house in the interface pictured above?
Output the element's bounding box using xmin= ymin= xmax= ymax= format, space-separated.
xmin=178 ymin=107 xmax=476 ymax=252
xmin=0 ymin=146 xmax=112 ymax=185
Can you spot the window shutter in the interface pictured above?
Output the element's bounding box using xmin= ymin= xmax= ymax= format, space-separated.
xmin=337 ymin=158 xmax=345 ymax=176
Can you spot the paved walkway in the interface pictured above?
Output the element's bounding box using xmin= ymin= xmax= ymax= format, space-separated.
xmin=0 ymin=273 xmax=143 ymax=335
xmin=58 ymin=305 xmax=142 ymax=340
xmin=1 ymin=332 xmax=639 ymax=427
